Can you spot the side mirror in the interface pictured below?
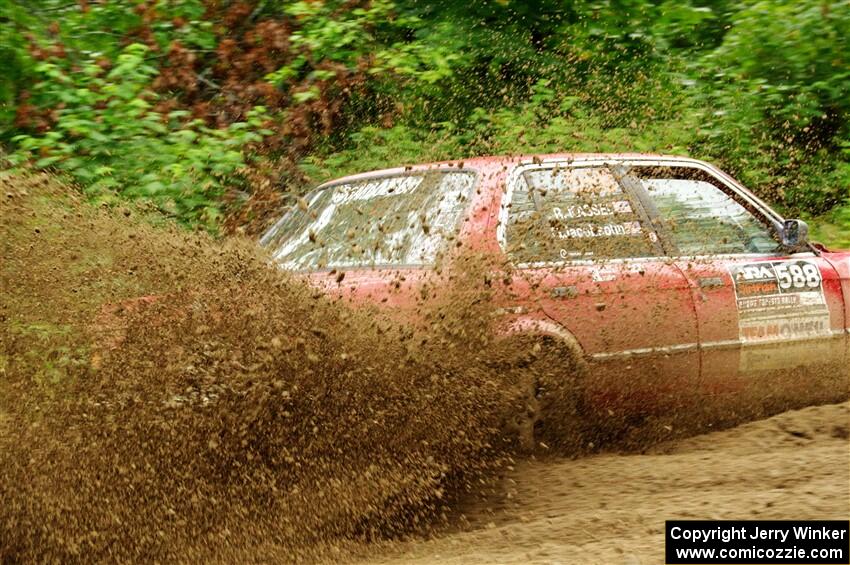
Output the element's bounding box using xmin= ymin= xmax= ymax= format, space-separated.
xmin=780 ymin=219 xmax=809 ymax=252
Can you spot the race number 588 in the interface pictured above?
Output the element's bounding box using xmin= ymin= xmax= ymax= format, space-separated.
xmin=774 ymin=262 xmax=821 ymax=290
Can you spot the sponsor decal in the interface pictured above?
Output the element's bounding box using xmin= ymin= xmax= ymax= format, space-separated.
xmin=333 ymin=176 xmax=421 ymax=204
xmin=551 ymin=221 xmax=643 ymax=240
xmin=551 ymin=200 xmax=633 ymax=220
xmin=727 ymin=259 xmax=831 ymax=343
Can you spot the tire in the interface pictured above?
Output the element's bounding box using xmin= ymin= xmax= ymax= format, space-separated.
xmin=494 ymin=335 xmax=588 ymax=454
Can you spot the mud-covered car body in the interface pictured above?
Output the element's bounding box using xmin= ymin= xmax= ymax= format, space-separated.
xmin=262 ymin=154 xmax=849 ymax=419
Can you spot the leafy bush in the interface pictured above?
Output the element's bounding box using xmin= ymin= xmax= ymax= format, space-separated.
xmin=706 ymin=0 xmax=849 ymax=143
xmin=1 ymin=0 xmax=216 ymax=131
xmin=687 ymin=0 xmax=850 ymax=215
xmin=2 ymin=0 xmax=849 ymax=240
xmin=302 ymin=75 xmax=698 ymax=183
xmin=9 ymin=44 xmax=270 ymax=230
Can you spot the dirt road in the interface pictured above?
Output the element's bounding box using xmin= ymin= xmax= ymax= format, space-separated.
xmin=360 ymin=401 xmax=850 ymax=564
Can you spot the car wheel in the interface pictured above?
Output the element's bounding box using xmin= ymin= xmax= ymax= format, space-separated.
xmin=494 ymin=336 xmax=588 ymax=454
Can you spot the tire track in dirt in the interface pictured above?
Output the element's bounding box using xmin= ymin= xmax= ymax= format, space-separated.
xmin=359 ymin=401 xmax=850 ymax=564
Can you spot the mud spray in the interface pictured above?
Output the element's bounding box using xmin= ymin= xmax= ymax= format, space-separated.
xmin=1 ymin=175 xmax=847 ymax=563
xmin=0 ymin=175 xmax=555 ymax=562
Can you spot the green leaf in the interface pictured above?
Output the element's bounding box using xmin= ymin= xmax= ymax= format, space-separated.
xmin=35 ymin=156 xmax=63 ymax=168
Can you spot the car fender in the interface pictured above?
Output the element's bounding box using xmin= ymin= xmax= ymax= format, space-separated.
xmin=496 ymin=313 xmax=588 ymax=368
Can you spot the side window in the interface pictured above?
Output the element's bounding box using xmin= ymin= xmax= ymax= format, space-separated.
xmin=262 ymin=171 xmax=475 ymax=269
xmin=504 ymin=166 xmax=659 ymax=262
xmin=627 ymin=166 xmax=780 ymax=256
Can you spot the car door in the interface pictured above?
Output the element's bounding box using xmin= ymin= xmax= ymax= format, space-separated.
xmin=496 ymin=161 xmax=700 ymax=426
xmin=623 ymin=162 xmax=846 ymax=417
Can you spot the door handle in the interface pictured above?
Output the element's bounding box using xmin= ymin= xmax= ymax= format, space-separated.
xmin=698 ymin=277 xmax=724 ymax=289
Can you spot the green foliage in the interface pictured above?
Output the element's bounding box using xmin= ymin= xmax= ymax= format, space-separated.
xmin=687 ymin=0 xmax=850 ymax=218
xmin=9 ymin=44 xmax=271 ymax=230
xmin=0 ymin=0 xmax=214 ymax=131
xmin=302 ymin=77 xmax=698 ymax=183
xmin=267 ymin=0 xmax=458 ymax=85
xmin=706 ymin=0 xmax=849 ymax=139
xmin=1 ymin=0 xmax=849 ymax=242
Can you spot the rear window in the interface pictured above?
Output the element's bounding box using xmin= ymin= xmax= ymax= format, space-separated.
xmin=504 ymin=166 xmax=658 ymax=262
xmin=261 ymin=171 xmax=476 ymax=270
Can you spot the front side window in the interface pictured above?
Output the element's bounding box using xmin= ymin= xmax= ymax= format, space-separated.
xmin=625 ymin=166 xmax=780 ymax=256
xmin=261 ymin=171 xmax=475 ymax=270
xmin=504 ymin=166 xmax=658 ymax=262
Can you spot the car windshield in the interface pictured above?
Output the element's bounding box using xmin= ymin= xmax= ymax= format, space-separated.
xmin=261 ymin=171 xmax=476 ymax=270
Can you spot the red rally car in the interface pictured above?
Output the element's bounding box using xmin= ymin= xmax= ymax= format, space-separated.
xmin=261 ymin=154 xmax=850 ymax=443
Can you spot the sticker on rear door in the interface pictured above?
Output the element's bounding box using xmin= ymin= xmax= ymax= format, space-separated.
xmin=727 ymin=259 xmax=831 ymax=342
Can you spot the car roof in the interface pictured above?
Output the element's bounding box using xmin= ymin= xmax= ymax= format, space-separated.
xmin=317 ymin=153 xmax=711 ymax=188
